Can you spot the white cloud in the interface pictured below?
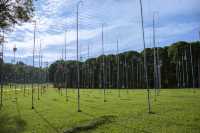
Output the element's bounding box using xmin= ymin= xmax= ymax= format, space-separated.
xmin=4 ymin=0 xmax=200 ymax=64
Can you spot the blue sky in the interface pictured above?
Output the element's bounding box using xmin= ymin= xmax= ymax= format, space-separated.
xmin=3 ymin=0 xmax=200 ymax=65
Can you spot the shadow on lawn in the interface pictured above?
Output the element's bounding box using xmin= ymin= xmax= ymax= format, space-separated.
xmin=0 ymin=113 xmax=26 ymax=133
xmin=34 ymin=109 xmax=60 ymax=133
xmin=63 ymin=115 xmax=116 ymax=133
xmin=80 ymin=111 xmax=95 ymax=118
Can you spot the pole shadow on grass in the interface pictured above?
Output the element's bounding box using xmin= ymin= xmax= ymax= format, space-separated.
xmin=15 ymin=100 xmax=22 ymax=118
xmin=0 ymin=97 xmax=27 ymax=133
xmin=63 ymin=115 xmax=116 ymax=133
xmin=33 ymin=108 xmax=60 ymax=133
xmin=80 ymin=111 xmax=95 ymax=118
xmin=0 ymin=113 xmax=26 ymax=133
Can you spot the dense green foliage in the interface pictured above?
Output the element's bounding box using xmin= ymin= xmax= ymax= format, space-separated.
xmin=1 ymin=61 xmax=47 ymax=85
xmin=49 ymin=41 xmax=200 ymax=89
xmin=1 ymin=41 xmax=199 ymax=89
xmin=0 ymin=0 xmax=35 ymax=32
xmin=1 ymin=87 xmax=200 ymax=133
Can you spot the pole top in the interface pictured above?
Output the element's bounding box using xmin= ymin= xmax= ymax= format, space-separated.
xmin=13 ymin=45 xmax=17 ymax=52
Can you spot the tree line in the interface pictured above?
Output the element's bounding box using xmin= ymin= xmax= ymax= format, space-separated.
xmin=0 ymin=61 xmax=48 ymax=86
xmin=49 ymin=41 xmax=200 ymax=89
xmin=0 ymin=41 xmax=199 ymax=89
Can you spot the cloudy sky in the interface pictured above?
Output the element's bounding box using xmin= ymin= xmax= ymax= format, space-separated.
xmin=3 ymin=0 xmax=200 ymax=65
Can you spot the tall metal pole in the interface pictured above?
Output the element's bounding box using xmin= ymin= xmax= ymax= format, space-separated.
xmin=45 ymin=62 xmax=49 ymax=91
xmin=157 ymin=43 xmax=161 ymax=93
xmin=177 ymin=48 xmax=182 ymax=88
xmin=184 ymin=48 xmax=189 ymax=88
xmin=198 ymin=60 xmax=200 ymax=88
xmin=181 ymin=55 xmax=185 ymax=88
xmin=92 ymin=57 xmax=95 ymax=89
xmin=87 ymin=44 xmax=90 ymax=88
xmin=140 ymin=63 xmax=142 ymax=88
xmin=102 ymin=24 xmax=106 ymax=102
xmin=189 ymin=43 xmax=195 ymax=92
xmin=76 ymin=1 xmax=82 ymax=112
xmin=90 ymin=44 xmax=93 ymax=88
xmin=0 ymin=30 xmax=4 ymax=109
xmin=139 ymin=0 xmax=151 ymax=113
xmin=23 ymin=56 xmax=26 ymax=96
xmin=125 ymin=57 xmax=129 ymax=94
xmin=180 ymin=59 xmax=183 ymax=88
xmin=109 ymin=59 xmax=111 ymax=90
xmin=136 ymin=63 xmax=139 ymax=88
xmin=64 ymin=30 xmax=68 ymax=101
xmin=132 ymin=61 xmax=134 ymax=89
xmin=13 ymin=45 xmax=17 ymax=100
xmin=153 ymin=13 xmax=158 ymax=100
xmin=38 ymin=40 xmax=42 ymax=100
xmin=61 ymin=49 xmax=64 ymax=60
xmin=123 ymin=60 xmax=125 ymax=89
xmin=178 ymin=59 xmax=181 ymax=88
xmin=156 ymin=16 xmax=161 ymax=94
xmin=40 ymin=48 xmax=43 ymax=96
xmin=117 ymin=40 xmax=120 ymax=97
xmin=198 ymin=32 xmax=200 ymax=88
xmin=176 ymin=55 xmax=179 ymax=88
xmin=64 ymin=28 xmax=69 ymax=98
xmin=65 ymin=31 xmax=67 ymax=61
xmin=32 ymin=20 xmax=36 ymax=109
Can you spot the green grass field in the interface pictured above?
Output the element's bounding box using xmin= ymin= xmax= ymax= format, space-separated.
xmin=0 ymin=86 xmax=200 ymax=133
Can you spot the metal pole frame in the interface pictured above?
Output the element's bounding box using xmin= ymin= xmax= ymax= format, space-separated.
xmin=139 ymin=0 xmax=151 ymax=113
xmin=153 ymin=13 xmax=159 ymax=100
xmin=76 ymin=1 xmax=83 ymax=112
xmin=32 ymin=20 xmax=36 ymax=109
xmin=0 ymin=30 xmax=4 ymax=109
xmin=117 ymin=40 xmax=120 ymax=97
xmin=189 ymin=43 xmax=195 ymax=92
xmin=101 ymin=23 xmax=106 ymax=102
xmin=64 ymin=30 xmax=68 ymax=102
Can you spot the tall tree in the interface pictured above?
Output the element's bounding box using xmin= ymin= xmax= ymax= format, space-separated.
xmin=0 ymin=0 xmax=35 ymax=31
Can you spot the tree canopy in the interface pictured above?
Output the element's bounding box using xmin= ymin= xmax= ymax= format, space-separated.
xmin=49 ymin=41 xmax=200 ymax=89
xmin=1 ymin=41 xmax=200 ymax=89
xmin=0 ymin=0 xmax=35 ymax=31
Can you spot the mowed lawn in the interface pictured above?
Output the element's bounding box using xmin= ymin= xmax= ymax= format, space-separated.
xmin=0 ymin=86 xmax=200 ymax=133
